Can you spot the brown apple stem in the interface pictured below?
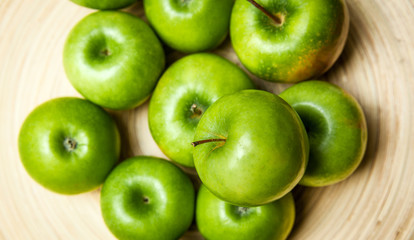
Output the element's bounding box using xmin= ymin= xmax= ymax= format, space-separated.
xmin=247 ymin=0 xmax=281 ymax=25
xmin=192 ymin=138 xmax=226 ymax=147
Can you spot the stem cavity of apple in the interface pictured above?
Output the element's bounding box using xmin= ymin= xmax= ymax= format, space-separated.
xmin=247 ymin=0 xmax=283 ymax=26
xmin=63 ymin=137 xmax=77 ymax=152
xmin=143 ymin=197 xmax=149 ymax=204
xmin=191 ymin=138 xmax=226 ymax=147
xmin=190 ymin=103 xmax=203 ymax=119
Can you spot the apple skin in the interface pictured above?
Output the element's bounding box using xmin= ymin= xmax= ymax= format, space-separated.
xmin=143 ymin=0 xmax=234 ymax=53
xmin=18 ymin=97 xmax=120 ymax=194
xmin=280 ymin=80 xmax=368 ymax=186
xmin=100 ymin=156 xmax=195 ymax=240
xmin=148 ymin=53 xmax=254 ymax=168
xmin=70 ymin=0 xmax=136 ymax=10
xmin=196 ymin=185 xmax=295 ymax=240
xmin=193 ymin=89 xmax=309 ymax=206
xmin=230 ymin=0 xmax=349 ymax=83
xmin=63 ymin=11 xmax=165 ymax=110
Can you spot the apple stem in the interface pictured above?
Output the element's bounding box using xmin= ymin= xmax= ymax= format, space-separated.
xmin=63 ymin=138 xmax=77 ymax=151
xmin=192 ymin=138 xmax=226 ymax=147
xmin=247 ymin=0 xmax=282 ymax=25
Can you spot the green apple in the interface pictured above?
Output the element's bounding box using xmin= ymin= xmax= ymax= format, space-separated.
xmin=143 ymin=0 xmax=234 ymax=53
xmin=18 ymin=97 xmax=120 ymax=194
xmin=63 ymin=11 xmax=165 ymax=110
xmin=100 ymin=156 xmax=195 ymax=240
xmin=280 ymin=80 xmax=367 ymax=186
xmin=230 ymin=0 xmax=349 ymax=83
xmin=148 ymin=53 xmax=254 ymax=168
xmin=70 ymin=0 xmax=136 ymax=10
xmin=193 ymin=90 xmax=309 ymax=206
xmin=196 ymin=185 xmax=295 ymax=240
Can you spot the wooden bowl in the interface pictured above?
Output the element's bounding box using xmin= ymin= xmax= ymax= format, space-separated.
xmin=1 ymin=0 xmax=413 ymax=239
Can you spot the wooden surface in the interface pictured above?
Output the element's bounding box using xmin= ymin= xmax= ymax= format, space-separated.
xmin=1 ymin=0 xmax=414 ymax=239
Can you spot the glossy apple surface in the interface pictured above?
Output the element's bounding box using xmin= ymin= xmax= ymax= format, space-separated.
xmin=100 ymin=156 xmax=195 ymax=240
xmin=18 ymin=97 xmax=120 ymax=194
xmin=144 ymin=0 xmax=234 ymax=52
xmin=231 ymin=0 xmax=349 ymax=83
xmin=280 ymin=80 xmax=367 ymax=186
xmin=193 ymin=90 xmax=309 ymax=206
xmin=70 ymin=0 xmax=136 ymax=10
xmin=63 ymin=11 xmax=165 ymax=110
xmin=149 ymin=53 xmax=254 ymax=167
xmin=196 ymin=185 xmax=295 ymax=240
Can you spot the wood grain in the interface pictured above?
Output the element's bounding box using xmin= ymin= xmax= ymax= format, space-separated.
xmin=1 ymin=0 xmax=414 ymax=239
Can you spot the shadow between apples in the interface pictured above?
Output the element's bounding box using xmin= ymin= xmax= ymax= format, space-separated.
xmin=123 ymin=1 xmax=146 ymax=20
xmin=107 ymin=108 xmax=137 ymax=162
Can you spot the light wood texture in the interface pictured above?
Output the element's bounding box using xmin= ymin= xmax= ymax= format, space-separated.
xmin=1 ymin=0 xmax=414 ymax=239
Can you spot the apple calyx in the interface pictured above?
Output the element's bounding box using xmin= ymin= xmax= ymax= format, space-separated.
xmin=63 ymin=137 xmax=77 ymax=152
xmin=191 ymin=138 xmax=226 ymax=147
xmin=142 ymin=196 xmax=149 ymax=204
xmin=190 ymin=103 xmax=203 ymax=119
xmin=247 ymin=0 xmax=283 ymax=26
xmin=100 ymin=48 xmax=111 ymax=57
xmin=236 ymin=206 xmax=252 ymax=216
